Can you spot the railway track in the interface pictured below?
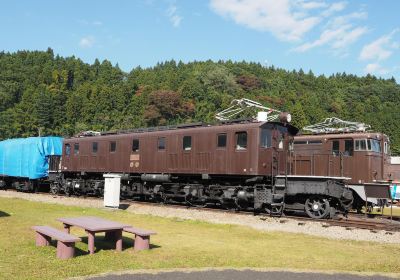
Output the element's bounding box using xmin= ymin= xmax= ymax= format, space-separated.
xmin=5 ymin=189 xmax=400 ymax=233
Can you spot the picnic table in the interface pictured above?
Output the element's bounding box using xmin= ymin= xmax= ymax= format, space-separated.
xmin=57 ymin=216 xmax=130 ymax=254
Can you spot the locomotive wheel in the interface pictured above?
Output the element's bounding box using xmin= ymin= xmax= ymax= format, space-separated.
xmin=265 ymin=204 xmax=284 ymax=216
xmin=305 ymin=196 xmax=330 ymax=219
xmin=50 ymin=183 xmax=60 ymax=195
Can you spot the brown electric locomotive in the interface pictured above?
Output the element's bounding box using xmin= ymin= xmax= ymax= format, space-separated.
xmin=51 ymin=119 xmax=353 ymax=219
xmin=291 ymin=118 xmax=392 ymax=211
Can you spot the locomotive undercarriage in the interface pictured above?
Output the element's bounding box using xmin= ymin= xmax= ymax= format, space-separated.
xmin=48 ymin=172 xmax=353 ymax=219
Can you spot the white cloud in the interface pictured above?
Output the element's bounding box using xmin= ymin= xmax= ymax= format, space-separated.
xmin=364 ymin=63 xmax=390 ymax=75
xmin=210 ymin=0 xmax=322 ymax=42
xmin=296 ymin=1 xmax=327 ymax=10
xmin=331 ymin=26 xmax=368 ymax=49
xmin=167 ymin=4 xmax=182 ymax=27
xmin=294 ymin=10 xmax=368 ymax=53
xmin=321 ymin=1 xmax=347 ymax=17
xmin=359 ymin=29 xmax=399 ymax=61
xmin=79 ymin=36 xmax=95 ymax=48
xmin=327 ymin=11 xmax=367 ymax=27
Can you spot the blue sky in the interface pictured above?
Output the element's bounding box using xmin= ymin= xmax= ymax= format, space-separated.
xmin=1 ymin=0 xmax=400 ymax=80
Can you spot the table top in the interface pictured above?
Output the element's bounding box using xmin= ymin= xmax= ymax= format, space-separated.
xmin=57 ymin=216 xmax=130 ymax=232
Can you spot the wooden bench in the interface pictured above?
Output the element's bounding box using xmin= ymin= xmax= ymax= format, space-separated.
xmin=123 ymin=226 xmax=157 ymax=251
xmin=32 ymin=226 xmax=81 ymax=259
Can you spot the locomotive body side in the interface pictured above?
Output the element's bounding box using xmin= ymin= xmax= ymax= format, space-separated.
xmin=292 ymin=132 xmax=390 ymax=183
xmin=61 ymin=122 xmax=290 ymax=178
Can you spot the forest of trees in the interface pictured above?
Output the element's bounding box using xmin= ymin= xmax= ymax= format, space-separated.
xmin=1 ymin=48 xmax=400 ymax=154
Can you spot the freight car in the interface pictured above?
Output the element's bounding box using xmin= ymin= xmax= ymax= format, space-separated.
xmin=291 ymin=118 xmax=392 ymax=212
xmin=50 ymin=119 xmax=353 ymax=219
xmin=0 ymin=137 xmax=62 ymax=191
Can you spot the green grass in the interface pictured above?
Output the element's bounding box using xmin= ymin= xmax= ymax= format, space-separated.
xmin=0 ymin=197 xmax=399 ymax=280
xmin=375 ymin=206 xmax=400 ymax=216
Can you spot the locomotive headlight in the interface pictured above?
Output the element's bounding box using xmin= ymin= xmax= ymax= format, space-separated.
xmin=279 ymin=112 xmax=291 ymax=123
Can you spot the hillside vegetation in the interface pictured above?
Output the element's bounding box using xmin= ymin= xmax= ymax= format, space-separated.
xmin=1 ymin=48 xmax=399 ymax=153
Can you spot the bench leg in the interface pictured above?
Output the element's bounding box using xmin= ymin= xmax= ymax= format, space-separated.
xmin=87 ymin=230 xmax=95 ymax=254
xmin=115 ymin=230 xmax=122 ymax=252
xmin=57 ymin=241 xmax=75 ymax=259
xmin=134 ymin=235 xmax=150 ymax=251
xmin=35 ymin=232 xmax=51 ymax=246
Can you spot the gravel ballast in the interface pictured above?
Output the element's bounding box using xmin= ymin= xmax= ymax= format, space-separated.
xmin=1 ymin=190 xmax=399 ymax=244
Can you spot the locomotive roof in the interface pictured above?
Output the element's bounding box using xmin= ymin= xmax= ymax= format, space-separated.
xmin=295 ymin=131 xmax=388 ymax=140
xmin=66 ymin=120 xmax=294 ymax=141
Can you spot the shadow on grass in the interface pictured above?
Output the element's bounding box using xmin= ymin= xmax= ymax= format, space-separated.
xmin=0 ymin=210 xmax=10 ymax=217
xmin=118 ymin=203 xmax=130 ymax=210
xmin=43 ymin=234 xmax=161 ymax=258
xmin=75 ymin=235 xmax=161 ymax=255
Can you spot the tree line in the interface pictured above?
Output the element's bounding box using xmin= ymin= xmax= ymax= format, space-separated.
xmin=0 ymin=48 xmax=399 ymax=154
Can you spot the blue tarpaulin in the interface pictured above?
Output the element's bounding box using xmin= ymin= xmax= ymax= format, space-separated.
xmin=0 ymin=137 xmax=63 ymax=179
xmin=392 ymin=184 xmax=399 ymax=200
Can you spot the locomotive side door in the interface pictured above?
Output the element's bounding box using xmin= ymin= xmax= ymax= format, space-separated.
xmin=214 ymin=132 xmax=227 ymax=174
xmin=62 ymin=143 xmax=71 ymax=170
xmin=342 ymin=139 xmax=354 ymax=178
xmin=328 ymin=139 xmax=341 ymax=177
xmin=328 ymin=138 xmax=353 ymax=177
xmin=231 ymin=130 xmax=251 ymax=175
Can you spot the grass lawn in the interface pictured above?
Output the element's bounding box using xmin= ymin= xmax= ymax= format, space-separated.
xmin=379 ymin=206 xmax=400 ymax=216
xmin=0 ymin=197 xmax=399 ymax=280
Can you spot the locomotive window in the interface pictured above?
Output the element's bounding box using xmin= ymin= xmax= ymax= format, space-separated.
xmin=260 ymin=129 xmax=272 ymax=148
xmin=92 ymin=142 xmax=98 ymax=154
xmin=217 ymin=133 xmax=227 ymax=148
xmin=65 ymin=144 xmax=71 ymax=156
xmin=370 ymin=139 xmax=381 ymax=153
xmin=332 ymin=140 xmax=339 ymax=156
xmin=344 ymin=140 xmax=353 ymax=156
xmin=308 ymin=140 xmax=322 ymax=144
xmin=74 ymin=143 xmax=79 ymax=155
xmin=236 ymin=132 xmax=247 ymax=150
xmin=384 ymin=142 xmax=390 ymax=154
xmin=110 ymin=141 xmax=116 ymax=152
xmin=355 ymin=139 xmax=367 ymax=151
xmin=367 ymin=139 xmax=372 ymax=151
xmin=294 ymin=140 xmax=322 ymax=145
xmin=183 ymin=136 xmax=192 ymax=151
xmin=132 ymin=139 xmax=139 ymax=152
xmin=158 ymin=137 xmax=166 ymax=150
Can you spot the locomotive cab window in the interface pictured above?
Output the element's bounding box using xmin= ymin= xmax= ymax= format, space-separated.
xmin=92 ymin=142 xmax=98 ymax=154
xmin=236 ymin=131 xmax=247 ymax=150
xmin=110 ymin=141 xmax=116 ymax=152
xmin=132 ymin=139 xmax=139 ymax=152
xmin=355 ymin=139 xmax=367 ymax=151
xmin=332 ymin=140 xmax=339 ymax=156
xmin=74 ymin=143 xmax=79 ymax=155
xmin=260 ymin=129 xmax=272 ymax=148
xmin=65 ymin=144 xmax=71 ymax=156
xmin=158 ymin=137 xmax=166 ymax=150
xmin=183 ymin=136 xmax=192 ymax=151
xmin=217 ymin=133 xmax=227 ymax=148
xmin=355 ymin=139 xmax=381 ymax=152
xmin=344 ymin=140 xmax=353 ymax=156
xmin=370 ymin=139 xmax=381 ymax=153
xmin=384 ymin=141 xmax=390 ymax=154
